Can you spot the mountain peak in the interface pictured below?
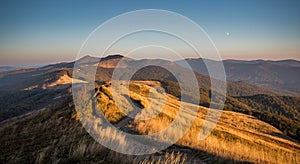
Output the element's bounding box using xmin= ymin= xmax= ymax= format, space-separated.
xmin=101 ymin=54 xmax=124 ymax=61
xmin=76 ymin=55 xmax=100 ymax=64
xmin=76 ymin=54 xmax=125 ymax=63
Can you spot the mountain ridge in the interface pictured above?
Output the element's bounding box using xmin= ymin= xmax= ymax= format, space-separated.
xmin=176 ymin=57 xmax=300 ymax=94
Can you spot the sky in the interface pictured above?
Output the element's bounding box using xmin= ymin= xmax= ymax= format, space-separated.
xmin=0 ymin=0 xmax=300 ymax=66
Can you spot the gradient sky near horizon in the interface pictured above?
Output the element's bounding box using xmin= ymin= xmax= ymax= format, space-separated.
xmin=0 ymin=0 xmax=300 ymax=66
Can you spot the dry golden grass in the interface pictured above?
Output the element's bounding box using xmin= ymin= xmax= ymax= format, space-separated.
xmin=48 ymin=74 xmax=87 ymax=87
xmin=97 ymin=80 xmax=300 ymax=164
xmin=140 ymin=152 xmax=187 ymax=164
xmin=2 ymin=80 xmax=298 ymax=163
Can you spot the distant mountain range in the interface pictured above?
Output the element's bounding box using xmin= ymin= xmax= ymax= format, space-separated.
xmin=0 ymin=66 xmax=22 ymax=73
xmin=176 ymin=58 xmax=300 ymax=94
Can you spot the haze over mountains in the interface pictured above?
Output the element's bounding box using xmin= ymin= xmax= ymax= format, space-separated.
xmin=0 ymin=66 xmax=23 ymax=73
xmin=176 ymin=58 xmax=300 ymax=94
xmin=0 ymin=54 xmax=299 ymax=163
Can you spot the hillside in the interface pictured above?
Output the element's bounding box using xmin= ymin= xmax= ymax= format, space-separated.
xmin=2 ymin=81 xmax=298 ymax=163
xmin=235 ymin=94 xmax=300 ymax=138
xmin=0 ymin=68 xmax=87 ymax=121
xmin=120 ymin=81 xmax=300 ymax=163
xmin=129 ymin=65 xmax=293 ymax=97
xmin=124 ymin=64 xmax=300 ymax=139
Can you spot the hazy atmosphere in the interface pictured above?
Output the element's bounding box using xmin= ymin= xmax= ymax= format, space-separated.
xmin=1 ymin=0 xmax=300 ymax=65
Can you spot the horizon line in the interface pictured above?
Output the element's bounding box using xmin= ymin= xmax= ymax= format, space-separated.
xmin=1 ymin=54 xmax=300 ymax=68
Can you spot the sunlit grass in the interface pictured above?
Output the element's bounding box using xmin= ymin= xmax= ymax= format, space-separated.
xmin=96 ymin=80 xmax=300 ymax=163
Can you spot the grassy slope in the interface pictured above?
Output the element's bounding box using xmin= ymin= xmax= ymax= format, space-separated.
xmin=157 ymin=79 xmax=300 ymax=140
xmin=0 ymin=81 xmax=299 ymax=163
xmin=97 ymin=81 xmax=300 ymax=163
xmin=0 ymin=69 xmax=74 ymax=121
xmin=0 ymin=97 xmax=134 ymax=163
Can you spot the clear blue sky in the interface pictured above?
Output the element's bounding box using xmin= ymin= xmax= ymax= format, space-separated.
xmin=0 ymin=0 xmax=299 ymax=65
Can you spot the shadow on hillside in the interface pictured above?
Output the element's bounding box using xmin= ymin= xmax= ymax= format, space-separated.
xmin=0 ymin=85 xmax=71 ymax=122
xmin=156 ymin=144 xmax=255 ymax=164
xmin=269 ymin=131 xmax=300 ymax=144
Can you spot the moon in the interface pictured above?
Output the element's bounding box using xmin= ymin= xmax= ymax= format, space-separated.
xmin=226 ymin=32 xmax=230 ymax=36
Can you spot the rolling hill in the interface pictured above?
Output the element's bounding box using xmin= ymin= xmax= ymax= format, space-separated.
xmin=0 ymin=81 xmax=299 ymax=163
